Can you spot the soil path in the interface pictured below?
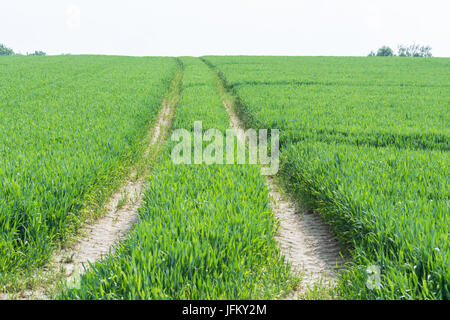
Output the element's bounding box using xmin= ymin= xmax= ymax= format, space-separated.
xmin=11 ymin=66 xmax=183 ymax=300
xmin=55 ymin=102 xmax=176 ymax=280
xmin=204 ymin=60 xmax=344 ymax=297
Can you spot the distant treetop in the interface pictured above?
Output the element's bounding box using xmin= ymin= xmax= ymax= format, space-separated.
xmin=0 ymin=43 xmax=15 ymax=56
xmin=0 ymin=44 xmax=47 ymax=56
xmin=397 ymin=44 xmax=432 ymax=57
xmin=376 ymin=46 xmax=394 ymax=57
xmin=28 ymin=50 xmax=46 ymax=56
xmin=368 ymin=43 xmax=432 ymax=57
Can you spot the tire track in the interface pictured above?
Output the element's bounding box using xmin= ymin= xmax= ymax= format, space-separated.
xmin=5 ymin=63 xmax=183 ymax=300
xmin=203 ymin=59 xmax=344 ymax=298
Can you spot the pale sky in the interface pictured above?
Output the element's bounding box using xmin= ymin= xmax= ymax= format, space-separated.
xmin=1 ymin=0 xmax=449 ymax=57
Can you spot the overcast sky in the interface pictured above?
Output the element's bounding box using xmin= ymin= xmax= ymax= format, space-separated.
xmin=1 ymin=0 xmax=449 ymax=57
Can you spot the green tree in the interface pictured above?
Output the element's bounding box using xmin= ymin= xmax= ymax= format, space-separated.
xmin=28 ymin=50 xmax=46 ymax=56
xmin=0 ymin=44 xmax=14 ymax=56
xmin=376 ymin=46 xmax=394 ymax=56
xmin=397 ymin=44 xmax=432 ymax=57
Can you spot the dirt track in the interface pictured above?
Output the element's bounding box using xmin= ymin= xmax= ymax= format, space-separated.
xmin=6 ymin=67 xmax=183 ymax=300
xmin=54 ymin=102 xmax=174 ymax=282
xmin=208 ymin=61 xmax=344 ymax=297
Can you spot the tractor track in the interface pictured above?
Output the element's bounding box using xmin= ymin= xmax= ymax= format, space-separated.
xmin=3 ymin=64 xmax=183 ymax=300
xmin=203 ymin=59 xmax=344 ymax=298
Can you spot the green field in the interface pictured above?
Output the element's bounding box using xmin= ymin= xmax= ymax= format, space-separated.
xmin=203 ymin=56 xmax=450 ymax=299
xmin=1 ymin=55 xmax=449 ymax=300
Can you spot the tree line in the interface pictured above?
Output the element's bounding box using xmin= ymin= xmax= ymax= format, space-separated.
xmin=0 ymin=43 xmax=46 ymax=56
xmin=369 ymin=44 xmax=432 ymax=57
